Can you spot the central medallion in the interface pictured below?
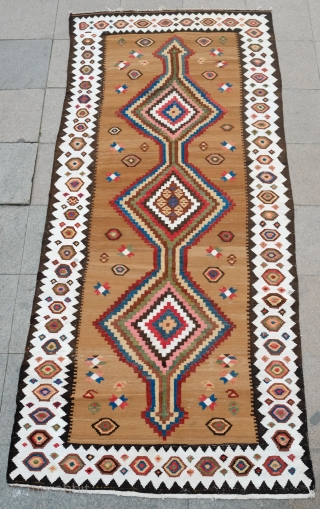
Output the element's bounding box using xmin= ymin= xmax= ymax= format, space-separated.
xmin=121 ymin=38 xmax=225 ymax=143
xmin=127 ymin=284 xmax=205 ymax=372
xmin=143 ymin=169 xmax=203 ymax=233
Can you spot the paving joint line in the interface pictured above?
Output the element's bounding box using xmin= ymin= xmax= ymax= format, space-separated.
xmin=29 ymin=23 xmax=62 ymax=204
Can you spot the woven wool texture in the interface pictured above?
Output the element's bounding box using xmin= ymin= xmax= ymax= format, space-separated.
xmin=7 ymin=10 xmax=315 ymax=499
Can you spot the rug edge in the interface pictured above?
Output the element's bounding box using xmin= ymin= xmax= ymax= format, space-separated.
xmin=6 ymin=10 xmax=315 ymax=496
xmin=7 ymin=484 xmax=315 ymax=499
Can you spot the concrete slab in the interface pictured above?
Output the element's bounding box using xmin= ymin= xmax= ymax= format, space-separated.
xmin=290 ymin=449 xmax=319 ymax=508
xmin=299 ymin=276 xmax=320 ymax=356
xmin=189 ymin=496 xmax=290 ymax=509
xmin=20 ymin=206 xmax=47 ymax=274
xmin=122 ymin=0 xmax=182 ymax=10
xmin=47 ymin=40 xmax=70 ymax=88
xmin=0 ymin=354 xmax=24 ymax=445
xmin=246 ymin=0 xmax=313 ymax=41
xmin=183 ymin=0 xmax=245 ymax=9
xmin=0 ymin=90 xmax=44 ymax=143
xmin=308 ymin=0 xmax=320 ymax=42
xmin=31 ymin=143 xmax=55 ymax=206
xmin=276 ymin=39 xmax=320 ymax=89
xmin=0 ymin=40 xmax=52 ymax=90
xmin=287 ymin=144 xmax=320 ymax=206
xmin=39 ymin=88 xmax=66 ymax=143
xmin=0 ymin=207 xmax=29 ymax=274
xmin=0 ymin=144 xmax=37 ymax=205
xmin=9 ymin=276 xmax=37 ymax=354
xmin=315 ymin=41 xmax=320 ymax=74
xmin=282 ymin=89 xmax=320 ymax=145
xmin=0 ymin=0 xmax=58 ymax=39
xmin=295 ymin=205 xmax=320 ymax=276
xmin=302 ymin=355 xmax=320 ymax=451
xmin=3 ymin=444 xmax=56 ymax=507
xmin=0 ymin=354 xmax=7 ymax=399
xmin=0 ymin=277 xmax=18 ymax=353
xmin=54 ymin=0 xmax=121 ymax=39
xmin=42 ymin=490 xmax=188 ymax=509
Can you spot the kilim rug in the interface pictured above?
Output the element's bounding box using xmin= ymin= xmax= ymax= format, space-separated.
xmin=7 ymin=10 xmax=315 ymax=499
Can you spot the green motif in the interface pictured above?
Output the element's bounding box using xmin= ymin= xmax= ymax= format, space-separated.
xmin=228 ymin=401 xmax=239 ymax=416
xmin=88 ymin=402 xmax=101 ymax=415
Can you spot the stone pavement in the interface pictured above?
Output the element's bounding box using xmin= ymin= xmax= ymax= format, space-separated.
xmin=0 ymin=0 xmax=319 ymax=507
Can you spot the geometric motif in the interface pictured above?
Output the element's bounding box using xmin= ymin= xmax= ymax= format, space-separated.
xmin=41 ymin=339 xmax=62 ymax=355
xmin=261 ymin=248 xmax=283 ymax=263
xmin=258 ymin=190 xmax=279 ymax=204
xmin=23 ymin=452 xmax=49 ymax=471
xmin=253 ymin=122 xmax=271 ymax=131
xmin=269 ymin=405 xmax=293 ymax=423
xmin=32 ymin=384 xmax=59 ymax=401
xmin=260 ymin=229 xmax=281 ymax=242
xmin=92 ymin=417 xmax=119 ymax=436
xmin=218 ymin=231 xmax=234 ymax=242
xmin=199 ymin=394 xmax=218 ymax=410
xmin=130 ymin=456 xmax=154 ymax=475
xmin=96 ymin=455 xmax=120 ymax=474
xmin=163 ymin=457 xmax=186 ymax=477
xmin=261 ymin=316 xmax=285 ymax=332
xmin=263 ymin=456 xmax=288 ymax=476
xmin=263 ymin=339 xmax=286 ymax=356
xmin=105 ymin=228 xmax=122 ymax=241
xmin=48 ymin=301 xmax=66 ymax=314
xmin=253 ymin=136 xmax=272 ymax=148
xmin=144 ymin=172 xmax=203 ymax=234
xmin=265 ymin=361 xmax=289 ymax=379
xmin=257 ymin=171 xmax=277 ymax=184
xmin=263 ymin=293 xmax=286 ymax=308
xmin=63 ymin=209 xmax=80 ymax=221
xmin=229 ymin=456 xmax=254 ymax=476
xmin=121 ymin=154 xmax=141 ymax=166
xmin=29 ymin=408 xmax=55 ymax=425
xmin=196 ymin=37 xmax=212 ymax=47
xmin=206 ymin=153 xmax=225 ymax=165
xmin=35 ymin=361 xmax=61 ymax=379
xmin=58 ymin=245 xmax=77 ymax=260
xmin=96 ymin=36 xmax=233 ymax=439
xmin=127 ymin=69 xmax=142 ymax=80
xmin=267 ymin=383 xmax=291 ymax=400
xmin=27 ymin=430 xmax=53 ymax=449
xmin=216 ymin=354 xmax=237 ymax=368
xmin=59 ymin=454 xmax=85 ymax=474
xmin=260 ymin=210 xmax=278 ymax=221
xmin=136 ymin=38 xmax=154 ymax=47
xmin=112 ymin=264 xmax=129 ymax=276
xmin=203 ymin=267 xmax=224 ymax=283
xmin=52 ymin=283 xmax=69 ymax=296
xmin=272 ymin=430 xmax=294 ymax=452
xmin=45 ymin=318 xmax=63 ymax=334
xmin=262 ymin=269 xmax=285 ymax=286
xmin=206 ymin=417 xmax=232 ymax=435
xmin=202 ymin=71 xmax=217 ymax=80
xmin=195 ymin=457 xmax=220 ymax=476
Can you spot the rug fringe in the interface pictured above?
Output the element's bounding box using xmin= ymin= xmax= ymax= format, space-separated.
xmin=69 ymin=8 xmax=273 ymax=16
xmin=8 ymin=485 xmax=315 ymax=499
